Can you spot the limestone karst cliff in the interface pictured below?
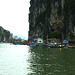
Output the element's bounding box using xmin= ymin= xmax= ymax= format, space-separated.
xmin=64 ymin=0 xmax=75 ymax=41
xmin=29 ymin=0 xmax=75 ymax=40
xmin=0 ymin=26 xmax=10 ymax=42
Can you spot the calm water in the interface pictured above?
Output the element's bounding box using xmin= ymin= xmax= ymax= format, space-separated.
xmin=0 ymin=43 xmax=75 ymax=75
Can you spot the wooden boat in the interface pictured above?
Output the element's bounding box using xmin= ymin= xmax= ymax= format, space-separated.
xmin=68 ymin=46 xmax=75 ymax=48
xmin=50 ymin=46 xmax=65 ymax=48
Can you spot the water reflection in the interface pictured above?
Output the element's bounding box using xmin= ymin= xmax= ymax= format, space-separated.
xmin=0 ymin=44 xmax=75 ymax=75
xmin=59 ymin=48 xmax=62 ymax=51
xmin=28 ymin=47 xmax=75 ymax=75
xmin=0 ymin=43 xmax=30 ymax=75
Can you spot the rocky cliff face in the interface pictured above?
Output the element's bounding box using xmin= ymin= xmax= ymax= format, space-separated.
xmin=64 ymin=0 xmax=75 ymax=41
xmin=29 ymin=0 xmax=47 ymax=39
xmin=29 ymin=0 xmax=75 ymax=40
xmin=0 ymin=26 xmax=10 ymax=42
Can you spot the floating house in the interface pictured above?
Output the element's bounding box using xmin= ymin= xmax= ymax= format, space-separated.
xmin=8 ymin=38 xmax=16 ymax=43
xmin=34 ymin=38 xmax=44 ymax=44
xmin=46 ymin=38 xmax=60 ymax=45
xmin=37 ymin=38 xmax=43 ymax=43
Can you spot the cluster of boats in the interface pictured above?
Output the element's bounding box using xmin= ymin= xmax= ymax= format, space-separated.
xmin=26 ymin=43 xmax=75 ymax=48
xmin=9 ymin=38 xmax=75 ymax=48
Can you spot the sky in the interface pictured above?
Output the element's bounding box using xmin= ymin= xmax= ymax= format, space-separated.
xmin=0 ymin=0 xmax=30 ymax=40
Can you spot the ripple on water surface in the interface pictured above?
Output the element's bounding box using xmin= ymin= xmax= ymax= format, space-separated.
xmin=28 ymin=47 xmax=75 ymax=75
xmin=0 ymin=43 xmax=31 ymax=75
xmin=0 ymin=43 xmax=75 ymax=75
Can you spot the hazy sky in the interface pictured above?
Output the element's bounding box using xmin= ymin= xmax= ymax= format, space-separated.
xmin=0 ymin=0 xmax=30 ymax=40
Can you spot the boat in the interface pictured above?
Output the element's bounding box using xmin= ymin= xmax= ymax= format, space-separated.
xmin=68 ymin=46 xmax=75 ymax=48
xmin=50 ymin=46 xmax=65 ymax=48
xmin=49 ymin=44 xmax=65 ymax=48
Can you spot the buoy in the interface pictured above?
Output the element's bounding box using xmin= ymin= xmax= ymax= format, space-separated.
xmin=59 ymin=45 xmax=61 ymax=47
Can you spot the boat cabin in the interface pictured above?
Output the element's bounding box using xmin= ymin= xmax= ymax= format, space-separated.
xmin=47 ymin=38 xmax=60 ymax=44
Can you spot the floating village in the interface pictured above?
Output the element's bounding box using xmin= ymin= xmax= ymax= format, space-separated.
xmin=0 ymin=0 xmax=75 ymax=48
xmin=1 ymin=35 xmax=75 ymax=49
xmin=0 ymin=26 xmax=75 ymax=48
xmin=8 ymin=37 xmax=75 ymax=49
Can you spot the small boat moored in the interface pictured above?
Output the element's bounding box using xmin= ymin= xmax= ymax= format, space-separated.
xmin=68 ymin=46 xmax=75 ymax=48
